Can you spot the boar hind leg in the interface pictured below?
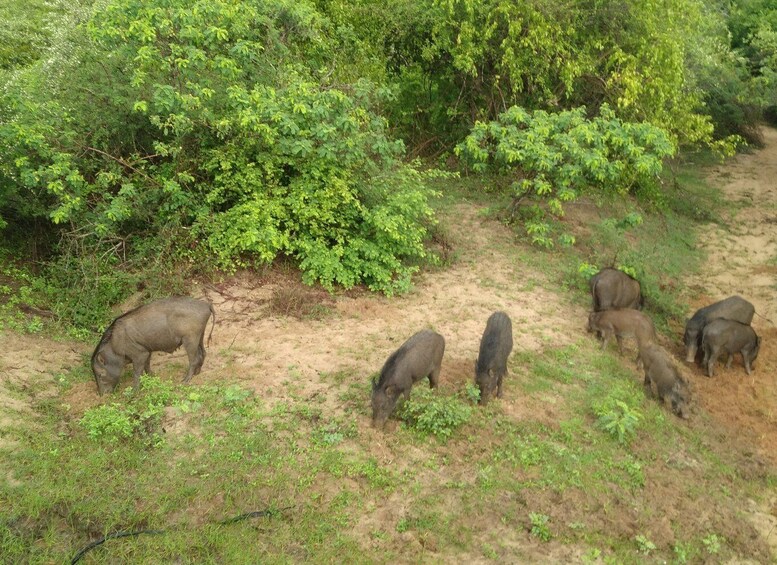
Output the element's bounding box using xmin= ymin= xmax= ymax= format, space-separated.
xmin=643 ymin=374 xmax=654 ymax=398
xmin=706 ymin=349 xmax=718 ymax=378
xmin=194 ymin=340 xmax=207 ymax=376
xmin=428 ymin=366 xmax=440 ymax=389
xmin=182 ymin=337 xmax=205 ymax=383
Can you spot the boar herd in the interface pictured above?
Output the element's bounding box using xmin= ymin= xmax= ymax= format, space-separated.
xmin=91 ymin=268 xmax=763 ymax=428
xmin=586 ymin=268 xmax=762 ymax=420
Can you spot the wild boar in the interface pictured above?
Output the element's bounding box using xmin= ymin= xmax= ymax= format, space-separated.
xmin=587 ymin=309 xmax=657 ymax=354
xmin=475 ymin=311 xmax=513 ymax=405
xmin=701 ymin=318 xmax=761 ymax=377
xmin=639 ymin=343 xmax=690 ymax=419
xmin=92 ymin=297 xmax=216 ymax=395
xmin=590 ymin=268 xmax=643 ymax=312
xmin=371 ymin=329 xmax=445 ymax=429
xmin=684 ymin=296 xmax=755 ymax=363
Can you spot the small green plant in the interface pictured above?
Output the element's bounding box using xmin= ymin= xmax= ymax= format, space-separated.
xmin=673 ymin=541 xmax=695 ymax=563
xmin=481 ymin=543 xmax=498 ymax=560
xmin=618 ymin=456 xmax=645 ymax=488
xmin=702 ymin=533 xmax=722 ymax=555
xmin=464 ymin=382 xmax=481 ymax=404
xmin=529 ymin=512 xmax=552 ymax=542
xmin=79 ymin=404 xmax=137 ymax=442
xmin=635 ymin=534 xmax=656 ymax=554
xmin=582 ymin=548 xmax=602 ymax=564
xmin=397 ymin=387 xmax=472 ymax=440
xmin=594 ymin=400 xmax=642 ymax=443
xmin=558 ymin=233 xmax=576 ymax=247
xmin=526 ymin=221 xmax=555 ymax=248
xmin=578 ymin=262 xmax=599 ymax=278
xmin=616 ymin=264 xmax=639 ymax=280
xmin=618 ymin=211 xmax=644 ymax=229
xmin=80 ymin=376 xmax=177 ymax=443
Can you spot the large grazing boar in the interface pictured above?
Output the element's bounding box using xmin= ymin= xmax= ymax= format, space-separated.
xmin=91 ymin=297 xmax=216 ymax=395
xmin=701 ymin=318 xmax=761 ymax=378
xmin=590 ymin=268 xmax=643 ymax=312
xmin=371 ymin=330 xmax=445 ymax=429
xmin=475 ymin=311 xmax=513 ymax=405
xmin=683 ymin=296 xmax=755 ymax=363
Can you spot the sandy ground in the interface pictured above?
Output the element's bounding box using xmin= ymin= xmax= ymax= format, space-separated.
xmin=681 ymin=129 xmax=777 ymax=463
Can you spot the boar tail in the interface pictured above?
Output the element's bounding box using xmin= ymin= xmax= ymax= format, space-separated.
xmin=207 ymin=303 xmax=216 ymax=347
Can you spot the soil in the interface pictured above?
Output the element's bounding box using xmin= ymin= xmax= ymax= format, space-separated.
xmin=4 ymin=129 xmax=777 ymax=561
xmin=682 ymin=128 xmax=777 ymax=466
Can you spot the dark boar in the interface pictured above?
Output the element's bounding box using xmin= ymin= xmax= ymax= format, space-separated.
xmin=701 ymin=318 xmax=761 ymax=377
xmin=587 ymin=309 xmax=656 ymax=354
xmin=684 ymin=296 xmax=754 ymax=363
xmin=371 ymin=329 xmax=445 ymax=429
xmin=475 ymin=312 xmax=513 ymax=405
xmin=590 ymin=268 xmax=643 ymax=312
xmin=638 ymin=343 xmax=690 ymax=419
xmin=92 ymin=297 xmax=216 ymax=395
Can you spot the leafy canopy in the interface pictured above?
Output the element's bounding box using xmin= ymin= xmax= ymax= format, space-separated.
xmin=0 ymin=0 xmax=435 ymax=296
xmin=456 ymin=105 xmax=675 ymax=246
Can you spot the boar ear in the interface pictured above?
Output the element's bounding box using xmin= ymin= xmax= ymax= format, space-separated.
xmin=96 ymin=352 xmax=106 ymax=365
xmin=384 ymin=385 xmax=398 ymax=397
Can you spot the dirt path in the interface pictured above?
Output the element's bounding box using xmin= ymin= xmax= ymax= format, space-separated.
xmin=681 ymin=128 xmax=777 ymax=464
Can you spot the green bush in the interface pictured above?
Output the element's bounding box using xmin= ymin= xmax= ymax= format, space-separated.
xmin=0 ymin=0 xmax=436 ymax=310
xmin=593 ymin=400 xmax=642 ymax=444
xmin=79 ymin=375 xmax=176 ymax=443
xmin=397 ymin=387 xmax=472 ymax=440
xmin=456 ymin=105 xmax=674 ymax=246
xmin=79 ymin=403 xmax=138 ymax=442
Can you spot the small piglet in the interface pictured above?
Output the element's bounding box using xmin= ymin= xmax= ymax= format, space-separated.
xmin=639 ymin=343 xmax=690 ymax=419
xmin=587 ymin=309 xmax=657 ymax=354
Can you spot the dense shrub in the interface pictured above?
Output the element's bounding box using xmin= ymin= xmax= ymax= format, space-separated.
xmin=456 ymin=105 xmax=675 ymax=246
xmin=0 ymin=0 xmax=435 ymax=307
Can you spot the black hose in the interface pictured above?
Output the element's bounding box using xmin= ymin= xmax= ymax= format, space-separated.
xmin=70 ymin=529 xmax=166 ymax=564
xmin=69 ymin=506 xmax=289 ymax=564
